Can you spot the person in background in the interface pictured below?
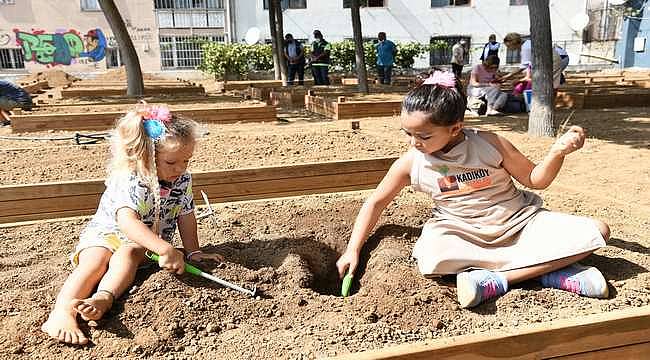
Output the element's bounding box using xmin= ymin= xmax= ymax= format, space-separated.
xmin=502 ymin=32 xmax=563 ymax=94
xmin=310 ymin=30 xmax=331 ymax=85
xmin=284 ymin=33 xmax=305 ymax=86
xmin=0 ymin=80 xmax=33 ymax=126
xmin=450 ymin=39 xmax=467 ymax=80
xmin=467 ymin=55 xmax=508 ymax=115
xmin=554 ymin=44 xmax=570 ymax=85
xmin=375 ymin=31 xmax=397 ymax=85
xmin=480 ymin=34 xmax=500 ymax=62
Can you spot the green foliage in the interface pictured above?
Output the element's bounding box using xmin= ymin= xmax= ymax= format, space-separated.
xmin=200 ymin=39 xmax=448 ymax=80
xmin=200 ymin=43 xmax=273 ymax=80
xmin=329 ymin=40 xmax=357 ymax=72
xmin=363 ymin=42 xmax=376 ymax=70
xmin=248 ymin=44 xmax=274 ymax=71
xmin=394 ymin=42 xmax=428 ymax=69
xmin=328 ymin=40 xmax=444 ymax=72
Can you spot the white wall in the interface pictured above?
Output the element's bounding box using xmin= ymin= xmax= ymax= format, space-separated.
xmin=234 ymin=0 xmax=588 ymax=67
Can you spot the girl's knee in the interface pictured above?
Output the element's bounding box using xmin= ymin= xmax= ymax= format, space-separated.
xmin=594 ymin=219 xmax=610 ymax=242
xmin=111 ymin=245 xmax=145 ymax=265
xmin=77 ymin=247 xmax=111 ymax=273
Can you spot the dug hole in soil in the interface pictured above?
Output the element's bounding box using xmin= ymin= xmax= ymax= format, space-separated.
xmin=1 ymin=106 xmax=649 ymax=359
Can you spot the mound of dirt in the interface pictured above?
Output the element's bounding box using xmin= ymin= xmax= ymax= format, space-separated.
xmin=93 ymin=66 xmax=164 ymax=81
xmin=18 ymin=69 xmax=79 ymax=87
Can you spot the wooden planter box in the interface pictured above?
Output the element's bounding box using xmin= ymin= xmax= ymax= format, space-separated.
xmin=0 ymin=157 xmax=395 ymax=224
xmin=10 ymin=105 xmax=277 ymax=133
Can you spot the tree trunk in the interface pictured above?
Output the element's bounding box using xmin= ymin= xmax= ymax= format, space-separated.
xmin=98 ymin=0 xmax=144 ymax=97
xmin=527 ymin=0 xmax=555 ymax=137
xmin=268 ymin=0 xmax=287 ymax=84
xmin=351 ymin=0 xmax=369 ymax=94
xmin=268 ymin=0 xmax=280 ymax=80
xmin=273 ymin=1 xmax=287 ymax=85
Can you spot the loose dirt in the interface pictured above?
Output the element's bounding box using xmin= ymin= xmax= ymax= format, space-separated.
xmin=1 ymin=104 xmax=649 ymax=359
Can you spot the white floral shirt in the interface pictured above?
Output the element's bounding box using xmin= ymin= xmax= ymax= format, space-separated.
xmin=81 ymin=171 xmax=194 ymax=242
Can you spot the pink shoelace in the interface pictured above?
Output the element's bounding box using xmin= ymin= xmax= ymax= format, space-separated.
xmin=560 ymin=276 xmax=582 ymax=294
xmin=481 ymin=279 xmax=499 ymax=299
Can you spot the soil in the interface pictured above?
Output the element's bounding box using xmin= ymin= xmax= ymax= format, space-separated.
xmin=1 ymin=102 xmax=649 ymax=359
xmin=18 ymin=70 xmax=80 ymax=88
xmin=23 ymin=98 xmax=265 ymax=115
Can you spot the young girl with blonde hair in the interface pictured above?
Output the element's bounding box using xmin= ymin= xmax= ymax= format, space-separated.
xmin=42 ymin=104 xmax=223 ymax=345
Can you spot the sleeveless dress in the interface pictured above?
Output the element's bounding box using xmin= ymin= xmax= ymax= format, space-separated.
xmin=409 ymin=129 xmax=605 ymax=275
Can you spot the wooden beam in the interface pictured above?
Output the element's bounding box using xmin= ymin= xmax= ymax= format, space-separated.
xmin=60 ymin=86 xmax=205 ymax=98
xmin=0 ymin=157 xmax=396 ymax=224
xmin=10 ymin=105 xmax=277 ymax=132
xmin=331 ymin=305 xmax=650 ymax=360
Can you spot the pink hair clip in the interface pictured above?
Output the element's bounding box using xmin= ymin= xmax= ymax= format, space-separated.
xmin=141 ymin=105 xmax=172 ymax=141
xmin=422 ymin=71 xmax=456 ymax=88
xmin=143 ymin=105 xmax=172 ymax=124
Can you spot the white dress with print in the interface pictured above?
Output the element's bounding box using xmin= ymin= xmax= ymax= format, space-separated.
xmin=410 ymin=129 xmax=605 ymax=275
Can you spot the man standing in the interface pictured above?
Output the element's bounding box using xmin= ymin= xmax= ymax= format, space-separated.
xmin=375 ymin=32 xmax=397 ymax=85
xmin=310 ymin=30 xmax=331 ymax=85
xmin=480 ymin=34 xmax=500 ymax=62
xmin=284 ymin=33 xmax=305 ymax=85
xmin=554 ymin=44 xmax=570 ymax=84
xmin=450 ymin=39 xmax=466 ymax=79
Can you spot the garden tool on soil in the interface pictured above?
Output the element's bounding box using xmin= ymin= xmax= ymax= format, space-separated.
xmin=195 ymin=191 xmax=215 ymax=221
xmin=145 ymin=251 xmax=257 ymax=298
xmin=341 ymin=269 xmax=353 ymax=297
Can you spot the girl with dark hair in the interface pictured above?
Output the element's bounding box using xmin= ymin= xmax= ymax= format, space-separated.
xmin=336 ymin=71 xmax=610 ymax=308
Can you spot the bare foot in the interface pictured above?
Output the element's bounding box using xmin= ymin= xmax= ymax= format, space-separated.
xmin=41 ymin=309 xmax=88 ymax=345
xmin=71 ymin=291 xmax=113 ymax=321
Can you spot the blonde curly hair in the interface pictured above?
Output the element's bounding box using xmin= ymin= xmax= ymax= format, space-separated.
xmin=109 ymin=104 xmax=200 ymax=233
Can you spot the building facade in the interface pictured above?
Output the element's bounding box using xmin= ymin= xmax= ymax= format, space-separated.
xmin=232 ymin=0 xmax=592 ymax=68
xmin=617 ymin=0 xmax=649 ymax=68
xmin=0 ymin=0 xmax=229 ymax=74
xmin=0 ymin=0 xmax=639 ymax=75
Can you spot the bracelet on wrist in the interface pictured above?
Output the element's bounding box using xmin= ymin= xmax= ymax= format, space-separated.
xmin=186 ymin=250 xmax=202 ymax=261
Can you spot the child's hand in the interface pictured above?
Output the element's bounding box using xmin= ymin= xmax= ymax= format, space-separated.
xmin=551 ymin=125 xmax=586 ymax=156
xmin=336 ymin=250 xmax=359 ymax=279
xmin=158 ymin=246 xmax=185 ymax=275
xmin=187 ymin=250 xmax=224 ymax=263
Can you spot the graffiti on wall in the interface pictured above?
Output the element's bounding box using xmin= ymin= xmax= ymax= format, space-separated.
xmin=13 ymin=28 xmax=107 ymax=66
xmin=0 ymin=33 xmax=11 ymax=46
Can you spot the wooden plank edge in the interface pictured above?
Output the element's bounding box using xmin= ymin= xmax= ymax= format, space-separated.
xmin=330 ymin=305 xmax=650 ymax=360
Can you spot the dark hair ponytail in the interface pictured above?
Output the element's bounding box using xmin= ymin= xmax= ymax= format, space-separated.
xmin=402 ymin=69 xmax=466 ymax=126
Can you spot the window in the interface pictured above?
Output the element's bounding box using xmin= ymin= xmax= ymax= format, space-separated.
xmin=80 ymin=0 xmax=101 ymax=11
xmin=430 ymin=0 xmax=469 ymax=7
xmin=343 ymin=0 xmax=384 ymax=8
xmin=509 ymin=0 xmax=527 ymax=5
xmin=583 ymin=7 xmax=623 ymax=42
xmin=105 ymin=48 xmax=123 ymax=68
xmin=159 ymin=35 xmax=224 ymax=69
xmin=0 ymin=48 xmax=25 ymax=69
xmin=263 ymin=0 xmax=306 ymax=10
xmin=155 ymin=0 xmax=224 ymax=9
xmin=429 ymin=36 xmax=470 ymax=66
xmin=156 ymin=8 xmax=224 ymax=28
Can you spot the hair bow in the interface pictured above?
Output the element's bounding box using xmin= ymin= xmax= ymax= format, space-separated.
xmin=142 ymin=105 xmax=172 ymax=141
xmin=422 ymin=71 xmax=456 ymax=88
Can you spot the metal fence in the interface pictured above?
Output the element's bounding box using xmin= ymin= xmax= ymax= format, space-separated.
xmin=160 ymin=35 xmax=224 ymax=69
xmin=0 ymin=48 xmax=24 ymax=69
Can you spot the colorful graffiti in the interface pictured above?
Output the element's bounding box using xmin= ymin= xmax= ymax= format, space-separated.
xmin=13 ymin=28 xmax=106 ymax=66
